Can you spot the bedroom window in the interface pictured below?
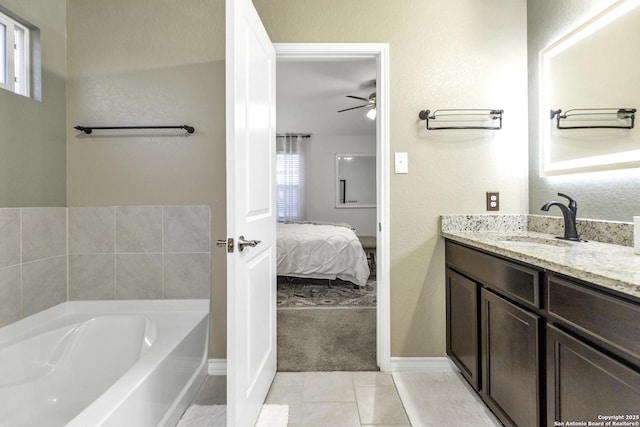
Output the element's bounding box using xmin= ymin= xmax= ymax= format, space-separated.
xmin=0 ymin=9 xmax=30 ymax=97
xmin=276 ymin=134 xmax=308 ymax=222
xmin=276 ymin=153 xmax=303 ymax=221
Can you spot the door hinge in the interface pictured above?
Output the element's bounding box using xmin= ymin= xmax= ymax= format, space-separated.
xmin=216 ymin=237 xmax=234 ymax=253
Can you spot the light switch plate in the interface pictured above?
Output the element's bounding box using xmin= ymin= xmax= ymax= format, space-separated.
xmin=395 ymin=152 xmax=408 ymax=174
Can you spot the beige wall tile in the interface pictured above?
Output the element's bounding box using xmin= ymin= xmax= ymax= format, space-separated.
xmin=116 ymin=206 xmax=162 ymax=253
xmin=21 ymin=208 xmax=67 ymax=263
xmin=21 ymin=256 xmax=67 ymax=317
xmin=164 ymin=253 xmax=210 ymax=299
xmin=0 ymin=209 xmax=21 ymax=268
xmin=163 ymin=206 xmax=210 ymax=253
xmin=69 ymin=254 xmax=116 ymax=300
xmin=69 ymin=207 xmax=115 ymax=253
xmin=0 ymin=266 xmax=22 ymax=327
xmin=116 ymin=253 xmax=162 ymax=299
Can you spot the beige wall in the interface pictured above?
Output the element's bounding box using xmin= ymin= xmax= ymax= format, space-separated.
xmin=0 ymin=0 xmax=66 ymax=206
xmin=254 ymin=0 xmax=529 ymax=356
xmin=65 ymin=0 xmax=529 ymax=360
xmin=65 ymin=0 xmax=227 ymax=358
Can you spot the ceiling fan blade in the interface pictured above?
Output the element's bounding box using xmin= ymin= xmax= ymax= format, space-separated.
xmin=338 ymin=104 xmax=374 ymax=113
xmin=346 ymin=95 xmax=371 ymax=102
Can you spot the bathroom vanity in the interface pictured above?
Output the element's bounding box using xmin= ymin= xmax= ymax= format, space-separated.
xmin=442 ymin=218 xmax=640 ymax=427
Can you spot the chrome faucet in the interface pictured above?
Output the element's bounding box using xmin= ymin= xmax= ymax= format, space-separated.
xmin=541 ymin=193 xmax=581 ymax=241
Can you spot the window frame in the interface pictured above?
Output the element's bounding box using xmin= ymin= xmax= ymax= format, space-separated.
xmin=275 ymin=152 xmax=303 ymax=222
xmin=0 ymin=10 xmax=30 ymax=97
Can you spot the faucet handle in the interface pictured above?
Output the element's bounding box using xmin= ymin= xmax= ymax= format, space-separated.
xmin=557 ymin=193 xmax=577 ymax=213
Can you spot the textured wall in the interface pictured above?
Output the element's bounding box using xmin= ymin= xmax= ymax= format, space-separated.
xmin=66 ymin=0 xmax=227 ymax=358
xmin=305 ymin=135 xmax=376 ymax=236
xmin=0 ymin=0 xmax=66 ymax=206
xmin=528 ymin=0 xmax=640 ymax=222
xmin=254 ymin=0 xmax=529 ymax=357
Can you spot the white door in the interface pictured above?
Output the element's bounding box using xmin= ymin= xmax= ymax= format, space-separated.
xmin=225 ymin=0 xmax=277 ymax=426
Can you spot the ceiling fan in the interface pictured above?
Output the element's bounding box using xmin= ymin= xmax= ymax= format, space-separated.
xmin=338 ymin=80 xmax=377 ymax=119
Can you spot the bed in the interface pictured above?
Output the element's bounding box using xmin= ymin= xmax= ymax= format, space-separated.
xmin=276 ymin=222 xmax=370 ymax=287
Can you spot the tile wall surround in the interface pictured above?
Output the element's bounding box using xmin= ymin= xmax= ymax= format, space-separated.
xmin=441 ymin=214 xmax=633 ymax=247
xmin=0 ymin=205 xmax=211 ymax=329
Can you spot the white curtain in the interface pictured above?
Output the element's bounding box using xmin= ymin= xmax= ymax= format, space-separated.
xmin=276 ymin=135 xmax=308 ymax=222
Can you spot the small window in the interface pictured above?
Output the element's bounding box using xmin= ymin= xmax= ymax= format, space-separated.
xmin=0 ymin=10 xmax=30 ymax=97
xmin=276 ymin=153 xmax=303 ymax=221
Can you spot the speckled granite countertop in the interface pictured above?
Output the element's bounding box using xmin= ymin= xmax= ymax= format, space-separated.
xmin=441 ymin=215 xmax=640 ymax=300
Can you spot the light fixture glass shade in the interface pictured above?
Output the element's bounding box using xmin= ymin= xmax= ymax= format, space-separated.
xmin=366 ymin=108 xmax=377 ymax=120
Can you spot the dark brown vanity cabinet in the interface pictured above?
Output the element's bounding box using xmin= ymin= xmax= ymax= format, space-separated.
xmin=445 ymin=239 xmax=640 ymax=427
xmin=445 ymin=241 xmax=542 ymax=427
xmin=546 ymin=274 xmax=640 ymax=423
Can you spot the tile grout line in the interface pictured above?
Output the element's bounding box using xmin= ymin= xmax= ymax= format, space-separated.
xmin=352 ymin=372 xmax=365 ymax=426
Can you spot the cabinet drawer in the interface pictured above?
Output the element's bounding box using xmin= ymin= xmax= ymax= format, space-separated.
xmin=548 ymin=274 xmax=640 ymax=363
xmin=446 ymin=241 xmax=541 ymax=307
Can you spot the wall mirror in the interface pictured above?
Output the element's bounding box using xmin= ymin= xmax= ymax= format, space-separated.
xmin=335 ymin=154 xmax=376 ymax=208
xmin=539 ymin=0 xmax=640 ymax=175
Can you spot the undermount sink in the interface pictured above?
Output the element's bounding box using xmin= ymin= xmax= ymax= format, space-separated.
xmin=499 ymin=235 xmax=574 ymax=247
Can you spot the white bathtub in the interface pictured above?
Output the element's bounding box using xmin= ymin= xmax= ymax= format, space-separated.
xmin=0 ymin=300 xmax=209 ymax=427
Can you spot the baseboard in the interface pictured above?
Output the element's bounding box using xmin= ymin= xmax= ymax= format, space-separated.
xmin=389 ymin=357 xmax=458 ymax=372
xmin=208 ymin=357 xmax=454 ymax=374
xmin=207 ymin=358 xmax=227 ymax=375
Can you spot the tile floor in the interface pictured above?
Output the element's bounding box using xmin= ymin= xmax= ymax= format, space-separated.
xmin=193 ymin=370 xmax=503 ymax=427
xmin=266 ymin=371 xmax=409 ymax=426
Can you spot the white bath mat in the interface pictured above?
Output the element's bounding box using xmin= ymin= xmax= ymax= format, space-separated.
xmin=177 ymin=404 xmax=288 ymax=427
xmin=392 ymin=371 xmax=502 ymax=427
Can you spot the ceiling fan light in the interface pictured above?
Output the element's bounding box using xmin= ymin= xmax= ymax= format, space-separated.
xmin=366 ymin=108 xmax=377 ymax=120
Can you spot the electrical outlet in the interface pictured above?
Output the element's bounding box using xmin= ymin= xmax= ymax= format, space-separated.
xmin=486 ymin=192 xmax=499 ymax=211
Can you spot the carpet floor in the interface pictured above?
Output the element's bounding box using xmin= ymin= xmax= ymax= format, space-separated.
xmin=277 ymin=307 xmax=377 ymax=372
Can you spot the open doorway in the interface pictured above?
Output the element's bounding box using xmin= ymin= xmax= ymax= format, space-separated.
xmin=274 ymin=44 xmax=390 ymax=371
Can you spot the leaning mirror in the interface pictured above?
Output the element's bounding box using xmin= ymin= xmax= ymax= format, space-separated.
xmin=335 ymin=154 xmax=376 ymax=208
xmin=540 ymin=0 xmax=640 ymax=175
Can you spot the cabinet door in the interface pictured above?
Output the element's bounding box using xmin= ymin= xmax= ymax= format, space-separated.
xmin=547 ymin=325 xmax=640 ymax=423
xmin=481 ymin=289 xmax=540 ymax=427
xmin=446 ymin=268 xmax=479 ymax=390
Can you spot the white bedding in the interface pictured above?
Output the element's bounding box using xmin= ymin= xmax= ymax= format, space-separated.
xmin=276 ymin=222 xmax=370 ymax=287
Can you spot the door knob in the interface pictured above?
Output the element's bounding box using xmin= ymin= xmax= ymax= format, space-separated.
xmin=238 ymin=235 xmax=261 ymax=252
